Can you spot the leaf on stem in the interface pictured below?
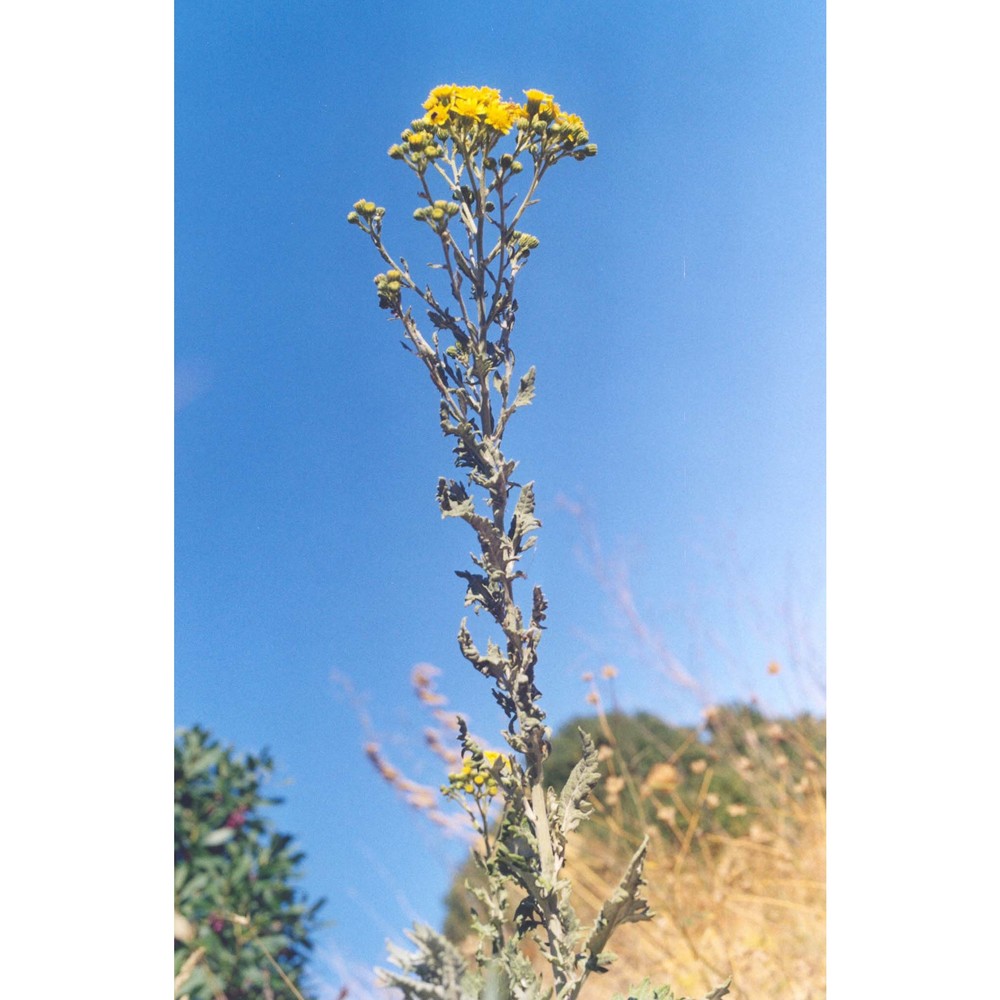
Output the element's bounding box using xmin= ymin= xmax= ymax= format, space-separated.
xmin=509 ymin=483 xmax=541 ymax=554
xmin=513 ymin=366 xmax=536 ymax=408
xmin=581 ymin=837 xmax=654 ymax=972
xmin=437 ymin=478 xmax=476 ymax=520
xmin=379 ymin=924 xmax=472 ymax=1000
xmin=558 ymin=729 xmax=601 ymax=836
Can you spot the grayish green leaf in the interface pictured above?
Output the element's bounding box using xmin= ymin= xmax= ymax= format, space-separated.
xmin=514 ymin=366 xmax=536 ymax=408
xmin=558 ymin=729 xmax=601 ymax=836
xmin=583 ymin=837 xmax=653 ymax=968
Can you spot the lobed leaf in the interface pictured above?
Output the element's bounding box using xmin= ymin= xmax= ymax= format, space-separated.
xmin=557 ymin=729 xmax=601 ymax=836
xmin=582 ymin=837 xmax=653 ymax=970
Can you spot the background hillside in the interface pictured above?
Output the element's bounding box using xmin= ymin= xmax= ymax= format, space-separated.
xmin=441 ymin=701 xmax=826 ymax=1000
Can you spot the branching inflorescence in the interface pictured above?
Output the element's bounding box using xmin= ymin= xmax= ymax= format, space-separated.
xmin=350 ymin=85 xmax=728 ymax=1000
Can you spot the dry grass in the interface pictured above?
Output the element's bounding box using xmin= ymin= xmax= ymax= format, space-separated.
xmin=554 ymin=686 xmax=826 ymax=1000
xmin=566 ymin=774 xmax=825 ymax=999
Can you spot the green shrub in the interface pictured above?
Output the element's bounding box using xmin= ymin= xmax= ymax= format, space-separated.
xmin=174 ymin=726 xmax=323 ymax=999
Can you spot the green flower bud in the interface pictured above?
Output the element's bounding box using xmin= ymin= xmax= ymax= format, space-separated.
xmin=388 ymin=144 xmax=405 ymax=159
xmin=510 ymin=160 xmax=524 ymax=174
xmin=346 ymin=211 xmax=359 ymax=225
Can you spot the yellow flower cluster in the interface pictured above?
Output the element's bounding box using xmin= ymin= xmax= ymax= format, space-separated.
xmin=522 ymin=88 xmax=589 ymax=145
xmin=422 ymin=84 xmax=521 ymax=135
xmin=416 ymin=85 xmax=590 ymax=148
xmin=444 ymin=749 xmax=510 ymax=800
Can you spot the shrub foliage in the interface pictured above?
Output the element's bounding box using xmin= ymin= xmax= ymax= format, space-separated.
xmin=174 ymin=726 xmax=323 ymax=999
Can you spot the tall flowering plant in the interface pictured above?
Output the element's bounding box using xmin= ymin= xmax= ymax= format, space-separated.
xmin=350 ymin=85 xmax=728 ymax=1000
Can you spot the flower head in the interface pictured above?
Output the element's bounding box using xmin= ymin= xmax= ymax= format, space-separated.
xmin=421 ymin=84 xmax=520 ymax=140
xmin=523 ymin=89 xmax=558 ymax=118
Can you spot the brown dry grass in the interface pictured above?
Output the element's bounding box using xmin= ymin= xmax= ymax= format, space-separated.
xmin=546 ymin=675 xmax=826 ymax=1000
xmin=565 ymin=769 xmax=825 ymax=1000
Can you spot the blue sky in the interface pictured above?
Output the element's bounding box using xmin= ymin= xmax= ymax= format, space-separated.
xmin=175 ymin=1 xmax=824 ymax=992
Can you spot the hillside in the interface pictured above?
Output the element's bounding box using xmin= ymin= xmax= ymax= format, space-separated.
xmin=442 ymin=705 xmax=826 ymax=1000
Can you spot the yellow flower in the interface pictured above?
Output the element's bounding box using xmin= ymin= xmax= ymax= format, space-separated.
xmin=524 ymin=88 xmax=553 ymax=113
xmin=453 ymin=92 xmax=487 ymax=120
xmin=425 ymin=103 xmax=450 ymax=126
xmin=523 ymin=88 xmax=560 ymax=119
xmin=423 ymin=84 xmax=458 ymax=111
xmin=559 ymin=112 xmax=585 ymax=130
xmin=482 ymin=750 xmax=513 ymax=771
xmin=484 ymin=102 xmax=517 ymax=135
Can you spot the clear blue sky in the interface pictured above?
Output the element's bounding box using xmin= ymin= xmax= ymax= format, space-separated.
xmin=175 ymin=1 xmax=824 ymax=994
